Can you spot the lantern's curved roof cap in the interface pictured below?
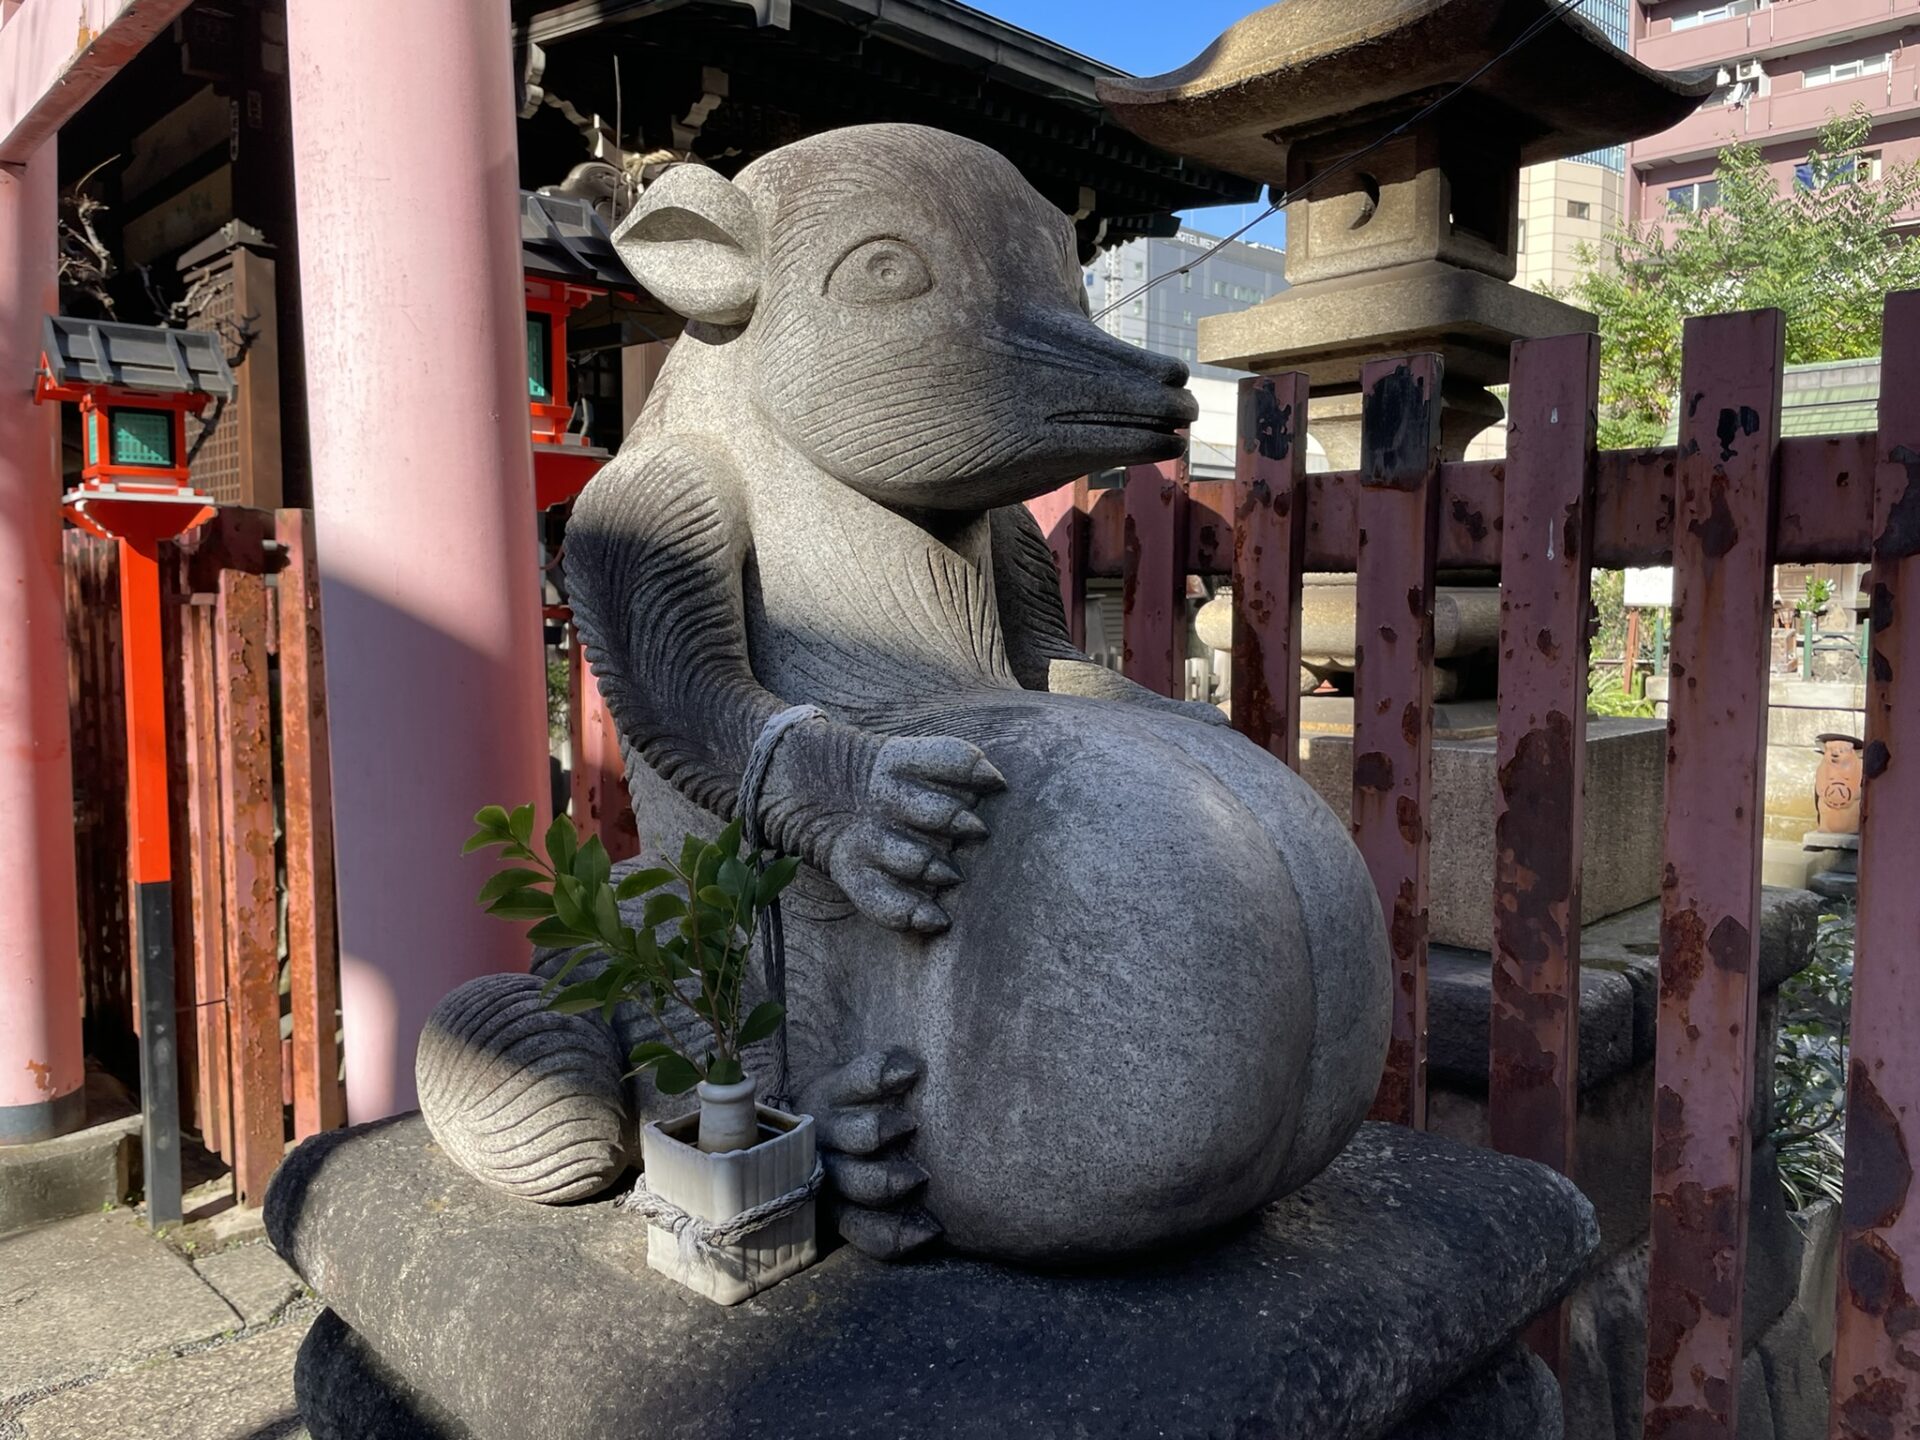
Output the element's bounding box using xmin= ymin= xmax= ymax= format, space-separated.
xmin=1098 ymin=0 xmax=1718 ymax=181
xmin=521 ymin=191 xmax=636 ymax=291
xmin=40 ymin=316 xmax=235 ymax=399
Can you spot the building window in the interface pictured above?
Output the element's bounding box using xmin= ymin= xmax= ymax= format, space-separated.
xmin=1180 ymin=271 xmax=1192 ymax=292
xmin=1567 ymin=200 xmax=1592 ymax=221
xmin=1803 ymin=54 xmax=1891 ymax=89
xmin=1517 ymin=217 xmax=1528 ymax=249
xmin=1672 ymin=0 xmax=1753 ymax=33
xmin=1667 ymin=179 xmax=1721 ymax=213
xmin=1182 ymin=309 xmax=1193 ymax=324
xmin=1797 ymin=151 xmax=1882 ymax=190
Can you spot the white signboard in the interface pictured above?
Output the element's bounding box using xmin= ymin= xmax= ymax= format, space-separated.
xmin=1622 ymin=566 xmax=1674 ymax=609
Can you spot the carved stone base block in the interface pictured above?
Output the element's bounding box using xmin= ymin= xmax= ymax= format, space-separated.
xmin=269 ymin=1115 xmax=1596 ymax=1440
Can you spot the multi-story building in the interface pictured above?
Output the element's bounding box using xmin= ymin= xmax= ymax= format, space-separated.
xmin=1514 ymin=0 xmax=1633 ymax=292
xmin=1085 ymin=228 xmax=1289 ymax=381
xmin=1084 ymin=229 xmax=1303 ymax=477
xmin=1628 ymin=0 xmax=1920 ymax=229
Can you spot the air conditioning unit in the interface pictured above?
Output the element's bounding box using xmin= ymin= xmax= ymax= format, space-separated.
xmin=1736 ymin=59 xmax=1766 ymax=81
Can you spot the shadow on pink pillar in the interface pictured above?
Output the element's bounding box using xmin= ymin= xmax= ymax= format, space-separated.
xmin=0 ymin=125 xmax=85 ymax=1144
xmin=285 ymin=0 xmax=550 ymax=1122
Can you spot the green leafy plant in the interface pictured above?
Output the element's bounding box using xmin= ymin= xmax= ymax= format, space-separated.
xmin=1556 ymin=107 xmax=1920 ymax=449
xmin=1797 ymin=578 xmax=1835 ymax=617
xmin=1772 ymin=909 xmax=1854 ymax=1212
xmin=464 ymin=804 xmax=798 ymax=1095
xmin=1587 ymin=667 xmax=1655 ymax=719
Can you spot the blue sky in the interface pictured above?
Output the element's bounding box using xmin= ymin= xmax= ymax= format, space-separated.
xmin=967 ymin=0 xmax=1286 ymax=247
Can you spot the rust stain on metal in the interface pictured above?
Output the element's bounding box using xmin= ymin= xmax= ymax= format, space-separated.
xmin=1705 ymin=917 xmax=1749 ymax=976
xmin=1663 ymin=908 xmax=1706 ymax=1002
xmin=1400 ymin=701 xmax=1421 ymax=746
xmin=1687 ymin=477 xmax=1740 ymax=559
xmin=25 ymin=1058 xmax=54 ymax=1093
xmin=1388 ymin=876 xmax=1427 ymax=962
xmin=1881 ymin=445 xmax=1920 ymax=558
xmin=1864 ymin=739 xmax=1891 ymax=781
xmin=1354 ymin=750 xmax=1395 ymax=791
xmin=1395 ymin=795 xmax=1421 ymax=845
xmin=1653 ymin=1085 xmax=1688 ymax=1173
xmin=1844 ymin=1065 xmax=1914 ymax=1232
xmin=1450 ymin=497 xmax=1488 ymax=542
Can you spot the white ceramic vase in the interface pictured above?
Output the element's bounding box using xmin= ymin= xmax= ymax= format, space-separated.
xmin=638 ymin=1096 xmax=818 ymax=1306
xmin=696 ymin=1075 xmax=759 ymax=1153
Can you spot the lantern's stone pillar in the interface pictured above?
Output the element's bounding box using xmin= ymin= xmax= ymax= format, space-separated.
xmin=286 ymin=0 xmax=549 ymax=1120
xmin=0 ymin=130 xmax=85 ymax=1145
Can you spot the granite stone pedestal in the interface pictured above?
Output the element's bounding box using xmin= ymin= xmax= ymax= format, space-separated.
xmin=267 ymin=1117 xmax=1598 ymax=1440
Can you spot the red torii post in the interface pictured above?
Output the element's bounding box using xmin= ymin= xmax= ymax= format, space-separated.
xmin=0 ymin=78 xmax=81 ymax=1150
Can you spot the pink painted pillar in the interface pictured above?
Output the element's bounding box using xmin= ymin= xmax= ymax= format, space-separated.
xmin=0 ymin=120 xmax=85 ymax=1145
xmin=285 ymin=0 xmax=549 ymax=1121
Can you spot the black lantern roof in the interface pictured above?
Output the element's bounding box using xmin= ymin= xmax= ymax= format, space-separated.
xmin=522 ymin=191 xmax=637 ymax=290
xmin=41 ymin=317 xmax=236 ymax=400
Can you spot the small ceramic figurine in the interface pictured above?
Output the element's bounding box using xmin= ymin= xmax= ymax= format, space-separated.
xmin=1813 ymin=732 xmax=1865 ymax=835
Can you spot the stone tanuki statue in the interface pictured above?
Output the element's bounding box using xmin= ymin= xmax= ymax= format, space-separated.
xmin=418 ymin=123 xmax=1390 ymax=1264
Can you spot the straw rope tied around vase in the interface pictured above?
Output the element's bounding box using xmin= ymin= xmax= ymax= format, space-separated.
xmin=615 ymin=703 xmax=828 ymax=1289
xmin=450 ymin=708 xmax=826 ymax=1304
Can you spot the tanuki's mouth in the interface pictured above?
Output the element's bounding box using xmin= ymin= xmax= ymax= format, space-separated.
xmin=1046 ymin=409 xmax=1188 ymax=436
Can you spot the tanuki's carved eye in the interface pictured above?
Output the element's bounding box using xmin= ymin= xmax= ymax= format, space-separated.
xmin=826 ymin=238 xmax=933 ymax=304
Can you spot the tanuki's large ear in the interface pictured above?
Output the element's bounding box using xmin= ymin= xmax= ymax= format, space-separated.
xmin=612 ymin=164 xmax=762 ymax=327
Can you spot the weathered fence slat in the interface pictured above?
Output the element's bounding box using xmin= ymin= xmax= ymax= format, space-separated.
xmin=1488 ymin=332 xmax=1601 ymax=1376
xmin=1122 ymin=455 xmax=1189 ymax=699
xmin=1828 ymin=288 xmax=1920 ymax=1439
xmin=277 ymin=510 xmax=346 ymax=1141
xmin=1643 ymin=308 xmax=1784 ymax=1440
xmin=1081 ymin=432 xmax=1880 ymax=581
xmin=1231 ymin=373 xmax=1310 ymax=768
xmin=1353 ymin=354 xmax=1443 ymax=1130
xmin=181 ymin=593 xmax=229 ymax=1159
xmin=215 ymin=564 xmax=283 ymax=1205
xmin=1028 ymin=478 xmax=1088 ymax=650
xmin=158 ymin=547 xmax=202 ymax=1138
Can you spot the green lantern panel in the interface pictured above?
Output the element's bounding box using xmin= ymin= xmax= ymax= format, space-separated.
xmin=109 ymin=409 xmax=175 ymax=469
xmin=527 ymin=314 xmax=552 ymax=402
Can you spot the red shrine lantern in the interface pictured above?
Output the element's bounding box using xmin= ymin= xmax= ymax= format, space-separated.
xmin=521 ymin=192 xmax=636 ymax=511
xmin=35 ymin=316 xmax=235 ymax=1231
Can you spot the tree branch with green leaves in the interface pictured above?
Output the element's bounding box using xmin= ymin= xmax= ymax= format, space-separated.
xmin=464 ymin=804 xmax=799 ymax=1095
xmin=1555 ymin=106 xmax=1920 ymax=450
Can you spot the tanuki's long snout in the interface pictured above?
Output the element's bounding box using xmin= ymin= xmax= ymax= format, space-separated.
xmin=982 ymin=303 xmax=1200 ymax=479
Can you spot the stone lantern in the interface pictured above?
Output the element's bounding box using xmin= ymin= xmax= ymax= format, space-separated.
xmin=1099 ymin=0 xmax=1714 ymax=465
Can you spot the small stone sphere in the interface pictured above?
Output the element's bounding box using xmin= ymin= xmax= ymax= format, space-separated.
xmin=415 ymin=973 xmax=633 ymax=1204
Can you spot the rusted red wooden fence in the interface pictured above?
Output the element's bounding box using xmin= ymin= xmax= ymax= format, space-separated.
xmin=1032 ymin=295 xmax=1920 ymax=1440
xmin=64 ymin=507 xmax=346 ymax=1206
